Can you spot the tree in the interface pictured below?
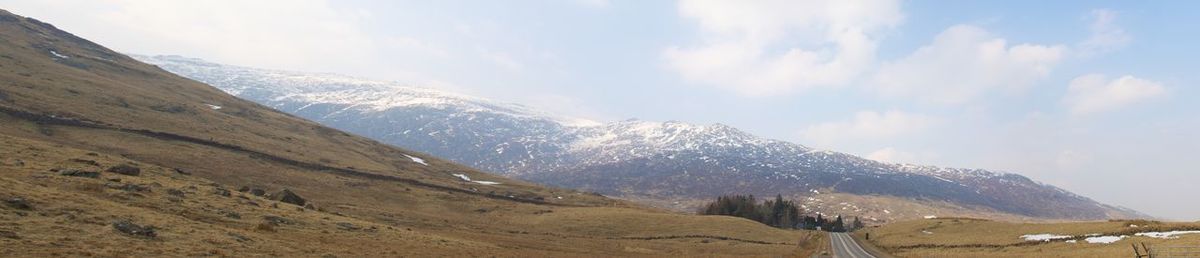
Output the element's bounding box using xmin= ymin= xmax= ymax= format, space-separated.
xmin=698 ymin=194 xmax=805 ymax=230
xmin=851 ymin=216 xmax=865 ymax=231
xmin=831 ymin=215 xmax=846 ymax=232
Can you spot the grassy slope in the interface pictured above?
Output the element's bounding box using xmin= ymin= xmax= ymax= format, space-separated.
xmin=859 ymin=218 xmax=1200 ymax=257
xmin=0 ymin=9 xmax=820 ymax=256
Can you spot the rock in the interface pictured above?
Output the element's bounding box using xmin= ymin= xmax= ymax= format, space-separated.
xmin=237 ymin=186 xmax=250 ymax=192
xmin=166 ymin=189 xmax=186 ymax=197
xmin=269 ymin=189 xmax=306 ymax=206
xmin=249 ymin=188 xmax=266 ymax=197
xmin=4 ymin=197 xmax=32 ymax=210
xmin=59 ymin=169 xmax=100 ymax=178
xmin=106 ymin=183 xmax=151 ymax=192
xmin=106 ymin=164 xmax=141 ymax=176
xmin=223 ymin=211 xmax=242 ymax=219
xmin=262 ymin=215 xmax=294 ymax=226
xmin=68 ymin=158 xmax=100 ymax=166
xmin=303 ymin=203 xmax=317 ymax=210
xmin=335 ymin=222 xmax=360 ymax=231
xmin=0 ymin=230 xmax=18 ymax=239
xmin=227 ymin=232 xmax=251 ymax=242
xmin=112 ymin=220 xmax=156 ymax=238
xmin=212 ymin=187 xmax=231 ymax=197
xmin=172 ymin=168 xmax=191 ymax=175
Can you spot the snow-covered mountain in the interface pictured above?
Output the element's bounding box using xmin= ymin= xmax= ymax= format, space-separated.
xmin=137 ymin=55 xmax=1145 ymax=220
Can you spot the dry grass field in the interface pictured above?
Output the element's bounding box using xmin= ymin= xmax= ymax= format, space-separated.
xmin=859 ymin=217 xmax=1200 ymax=257
xmin=0 ymin=9 xmax=823 ymax=257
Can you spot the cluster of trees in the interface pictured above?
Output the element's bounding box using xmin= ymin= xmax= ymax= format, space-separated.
xmin=698 ymin=194 xmax=865 ymax=232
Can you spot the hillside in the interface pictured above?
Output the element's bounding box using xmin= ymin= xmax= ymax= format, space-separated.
xmin=0 ymin=9 xmax=821 ymax=256
xmin=134 ymin=55 xmax=1147 ymax=222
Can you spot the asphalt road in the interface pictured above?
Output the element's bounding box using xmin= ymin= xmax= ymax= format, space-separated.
xmin=830 ymin=232 xmax=876 ymax=258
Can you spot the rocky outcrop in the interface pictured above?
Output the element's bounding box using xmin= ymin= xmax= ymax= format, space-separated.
xmin=106 ymin=164 xmax=141 ymax=176
xmin=269 ymin=189 xmax=306 ymax=207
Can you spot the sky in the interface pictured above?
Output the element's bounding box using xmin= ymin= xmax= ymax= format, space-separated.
xmin=3 ymin=0 xmax=1197 ymax=220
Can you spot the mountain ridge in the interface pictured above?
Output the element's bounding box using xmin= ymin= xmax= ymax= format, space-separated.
xmin=134 ymin=54 xmax=1148 ymax=221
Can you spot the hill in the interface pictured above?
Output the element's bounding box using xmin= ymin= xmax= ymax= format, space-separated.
xmin=133 ymin=55 xmax=1147 ymax=222
xmin=0 ymin=9 xmax=820 ymax=257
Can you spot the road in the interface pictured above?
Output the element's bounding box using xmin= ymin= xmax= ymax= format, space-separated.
xmin=829 ymin=232 xmax=876 ymax=258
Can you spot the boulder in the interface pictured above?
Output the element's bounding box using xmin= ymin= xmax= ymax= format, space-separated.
xmin=112 ymin=220 xmax=156 ymax=238
xmin=212 ymin=187 xmax=232 ymax=197
xmin=106 ymin=164 xmax=141 ymax=176
xmin=249 ymin=188 xmax=266 ymax=197
xmin=269 ymin=189 xmax=306 ymax=206
xmin=335 ymin=222 xmax=360 ymax=231
xmin=4 ymin=197 xmax=31 ymax=210
xmin=59 ymin=169 xmax=100 ymax=178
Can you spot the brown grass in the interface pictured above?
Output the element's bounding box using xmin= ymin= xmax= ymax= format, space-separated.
xmin=859 ymin=218 xmax=1200 ymax=258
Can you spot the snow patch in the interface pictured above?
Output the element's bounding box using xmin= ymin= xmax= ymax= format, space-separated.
xmin=452 ymin=174 xmax=471 ymax=181
xmin=403 ymin=154 xmax=428 ymax=165
xmin=49 ymin=50 xmax=68 ymax=59
xmin=204 ymin=104 xmax=222 ymax=110
xmin=1020 ymin=234 xmax=1071 ymax=242
xmin=451 ymin=173 xmax=501 ymax=185
xmin=1135 ymin=231 xmax=1200 ymax=239
xmin=923 ymin=215 xmax=937 ymax=219
xmin=1084 ymin=235 xmax=1126 ymax=244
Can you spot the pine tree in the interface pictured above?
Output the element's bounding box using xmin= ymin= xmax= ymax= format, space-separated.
xmin=832 ymin=215 xmax=846 ymax=232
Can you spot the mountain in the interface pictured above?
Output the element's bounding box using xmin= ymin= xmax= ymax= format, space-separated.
xmin=0 ymin=9 xmax=821 ymax=257
xmin=135 ymin=55 xmax=1147 ymax=221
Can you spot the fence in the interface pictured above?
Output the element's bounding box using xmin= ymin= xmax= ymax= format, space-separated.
xmin=1134 ymin=243 xmax=1200 ymax=258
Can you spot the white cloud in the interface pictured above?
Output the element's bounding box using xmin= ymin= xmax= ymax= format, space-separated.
xmin=866 ymin=147 xmax=916 ymax=163
xmin=800 ymin=110 xmax=938 ymax=147
xmin=1077 ymin=9 xmax=1131 ymax=57
xmin=872 ymin=25 xmax=1067 ymax=104
xmin=5 ymin=0 xmax=380 ymax=73
xmin=1063 ymin=74 xmax=1165 ymax=115
xmin=664 ymin=0 xmax=902 ymax=96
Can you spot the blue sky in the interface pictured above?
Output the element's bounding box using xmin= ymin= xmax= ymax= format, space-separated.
xmin=4 ymin=0 xmax=1197 ymax=220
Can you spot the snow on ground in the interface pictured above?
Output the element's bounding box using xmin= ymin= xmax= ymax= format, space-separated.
xmin=49 ymin=50 xmax=68 ymax=59
xmin=1084 ymin=235 xmax=1126 ymax=244
xmin=921 ymin=230 xmax=933 ymax=235
xmin=451 ymin=173 xmax=502 ymax=185
xmin=403 ymin=154 xmax=428 ymax=165
xmin=452 ymin=173 xmax=471 ymax=182
xmin=204 ymin=104 xmax=222 ymax=110
xmin=923 ymin=215 xmax=937 ymax=219
xmin=1135 ymin=231 xmax=1200 ymax=239
xmin=1021 ymin=234 xmax=1072 ymax=241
